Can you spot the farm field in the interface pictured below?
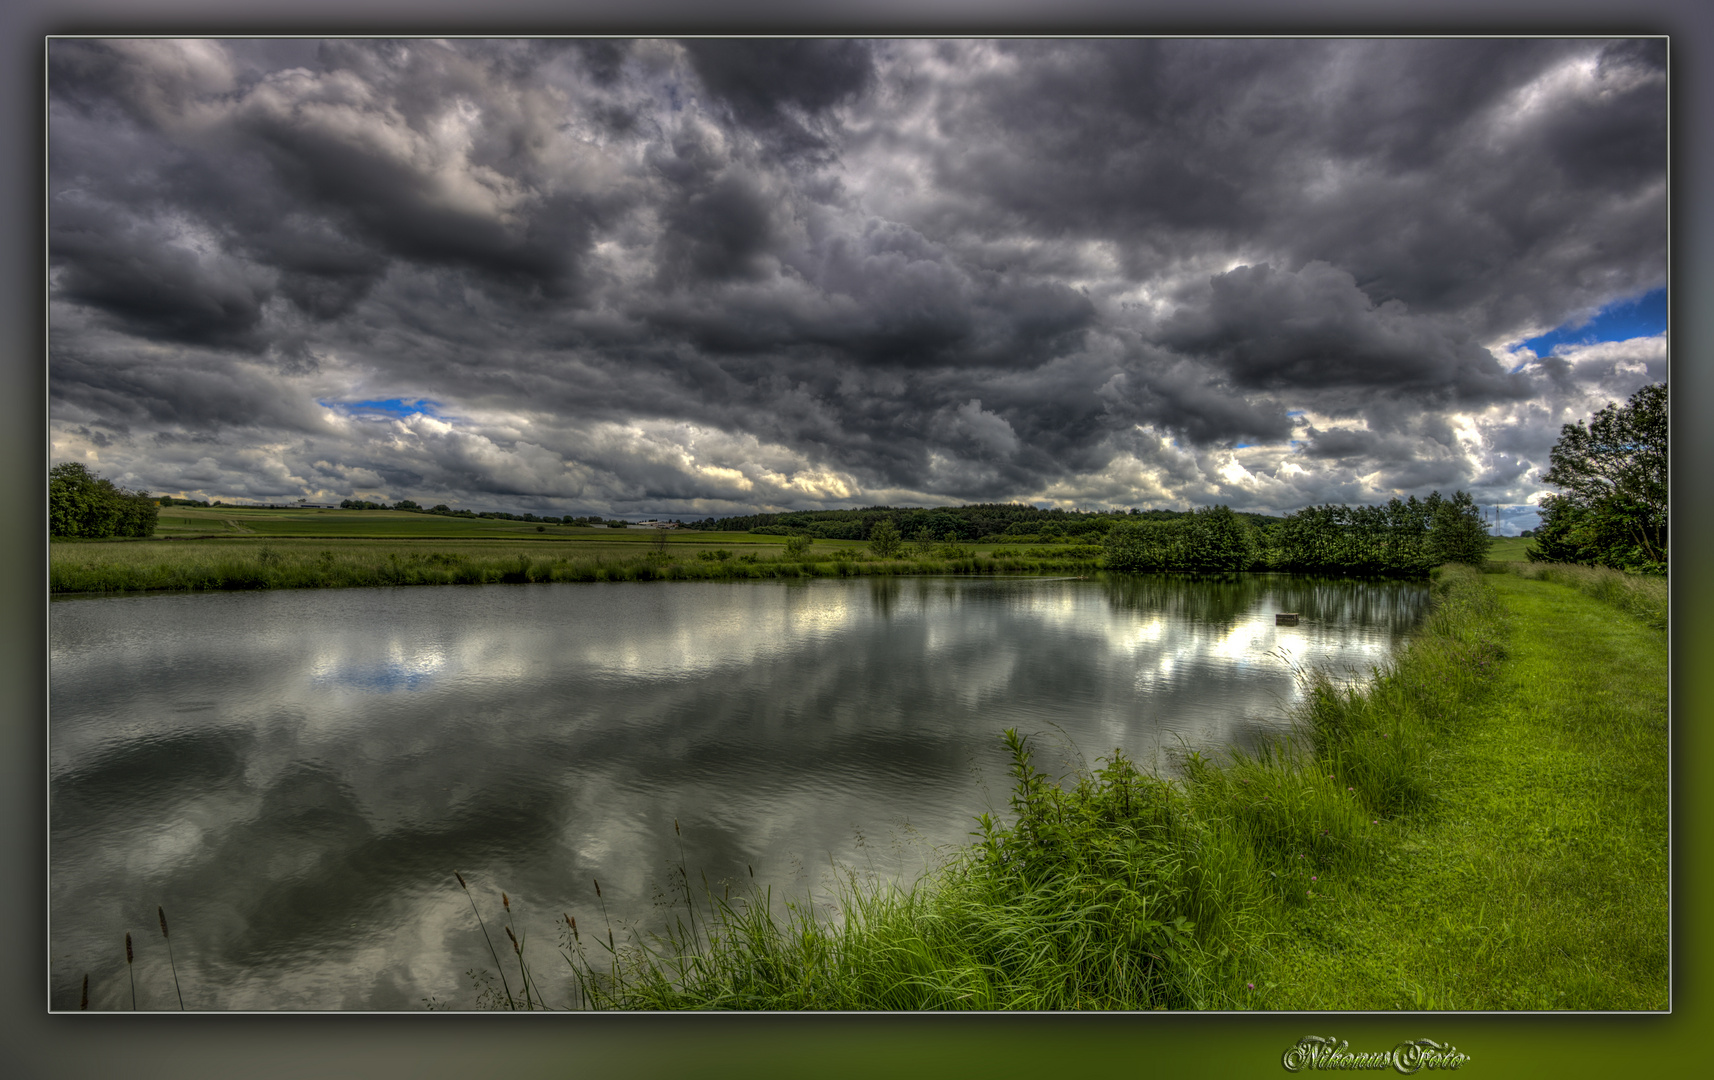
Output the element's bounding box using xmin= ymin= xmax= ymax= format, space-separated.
xmin=149 ymin=506 xmax=722 ymax=541
xmin=50 ymin=509 xmax=1103 ymax=595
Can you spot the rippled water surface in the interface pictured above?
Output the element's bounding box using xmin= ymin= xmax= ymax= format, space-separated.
xmin=50 ymin=574 xmax=1427 ymax=1010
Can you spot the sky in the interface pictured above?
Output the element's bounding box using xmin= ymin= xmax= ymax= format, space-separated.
xmin=46 ymin=38 xmax=1666 ymax=533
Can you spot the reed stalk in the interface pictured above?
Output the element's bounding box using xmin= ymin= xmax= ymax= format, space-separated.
xmin=504 ymin=924 xmax=536 ymax=1010
xmin=673 ymin=818 xmax=703 ymax=953
xmin=455 ymin=871 xmax=515 ymax=1009
xmin=158 ymin=906 xmax=184 ymax=1010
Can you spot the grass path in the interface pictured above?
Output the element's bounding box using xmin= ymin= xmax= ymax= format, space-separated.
xmin=1262 ymin=571 xmax=1668 ymax=1009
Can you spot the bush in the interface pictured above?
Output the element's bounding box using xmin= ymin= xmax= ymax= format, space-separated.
xmin=868 ymin=519 xmax=902 ymax=558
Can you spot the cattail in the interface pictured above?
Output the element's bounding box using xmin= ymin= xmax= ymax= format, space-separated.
xmin=158 ymin=906 xmax=184 ymax=1010
xmin=674 ymin=817 xmax=680 ymax=836
xmin=748 ymin=864 xmax=754 ymax=878
xmin=593 ymin=879 xmax=601 ymax=899
xmin=125 ymin=932 xmax=136 ymax=1010
xmin=502 ymin=892 xmax=510 ymax=913
xmin=81 ymin=973 xmax=89 ymax=1011
xmin=455 ymin=871 xmax=468 ymax=890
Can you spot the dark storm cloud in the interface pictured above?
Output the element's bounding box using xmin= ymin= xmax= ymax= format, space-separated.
xmin=1160 ymin=261 xmax=1531 ymax=402
xmin=904 ymin=38 xmax=1662 ymax=339
xmin=47 ymin=39 xmax=1666 ymax=526
xmin=50 ymin=195 xmax=271 ymax=348
xmin=681 ymin=39 xmax=875 ymax=158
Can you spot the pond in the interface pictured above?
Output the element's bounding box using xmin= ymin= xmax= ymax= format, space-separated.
xmin=49 ymin=573 xmax=1428 ymax=1010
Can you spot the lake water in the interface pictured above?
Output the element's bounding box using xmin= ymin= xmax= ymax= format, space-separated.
xmin=49 ymin=574 xmax=1427 ymax=1010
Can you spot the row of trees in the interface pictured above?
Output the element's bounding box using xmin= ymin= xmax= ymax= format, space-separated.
xmin=1528 ymin=383 xmax=1666 ymax=574
xmin=49 ymin=462 xmax=158 ymax=538
xmin=685 ymin=502 xmax=1256 ymax=542
xmin=1102 ymin=494 xmax=1491 ymax=576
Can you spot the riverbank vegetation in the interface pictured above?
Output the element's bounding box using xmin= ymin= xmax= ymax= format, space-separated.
xmin=49 ymin=533 xmax=1106 ymax=595
xmin=491 ymin=563 xmax=1665 ymax=1010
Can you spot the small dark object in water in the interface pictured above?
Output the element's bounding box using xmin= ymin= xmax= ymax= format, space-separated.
xmin=1276 ymin=613 xmax=1299 ymax=626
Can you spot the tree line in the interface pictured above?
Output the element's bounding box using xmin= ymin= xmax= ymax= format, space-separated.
xmin=1103 ymin=494 xmax=1491 ymax=575
xmin=683 ymin=503 xmax=1278 ymax=542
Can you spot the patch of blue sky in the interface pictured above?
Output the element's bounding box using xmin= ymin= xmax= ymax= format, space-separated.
xmin=1521 ymin=287 xmax=1665 ymax=357
xmin=322 ymin=397 xmax=444 ymax=418
xmin=313 ymin=661 xmax=437 ymax=693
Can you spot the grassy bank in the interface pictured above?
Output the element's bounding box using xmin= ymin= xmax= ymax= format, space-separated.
xmin=1260 ymin=565 xmax=1667 ymax=1009
xmin=50 ymin=536 xmax=1103 ymax=595
xmin=526 ymin=563 xmax=1664 ymax=1010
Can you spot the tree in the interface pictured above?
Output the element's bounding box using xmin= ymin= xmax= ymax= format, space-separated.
xmin=1424 ymin=490 xmax=1492 ymax=566
xmin=49 ymin=462 xmax=158 ymax=538
xmin=868 ymin=518 xmax=902 ymax=558
xmin=1530 ymin=383 xmax=1666 ymax=572
xmin=1183 ymin=505 xmax=1258 ymax=572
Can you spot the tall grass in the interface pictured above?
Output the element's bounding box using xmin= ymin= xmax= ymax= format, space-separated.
xmin=1284 ymin=564 xmax=1507 ymax=817
xmin=1502 ymin=560 xmax=1667 ymax=630
xmin=51 ymin=541 xmax=1103 ymax=595
xmin=560 ymin=735 xmax=1269 ymax=1010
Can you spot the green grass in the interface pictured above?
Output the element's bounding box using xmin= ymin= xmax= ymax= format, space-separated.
xmin=1486 ymin=535 xmax=1534 ymax=561
xmin=1258 ymin=566 xmax=1667 ymax=1010
xmin=518 ymin=563 xmax=1665 ymax=1011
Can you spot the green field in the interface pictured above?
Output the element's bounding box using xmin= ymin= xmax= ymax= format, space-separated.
xmin=150 ymin=505 xmax=732 ymax=541
xmin=51 ymin=508 xmax=1106 ymax=594
xmin=1486 ymin=535 xmax=1535 ymax=562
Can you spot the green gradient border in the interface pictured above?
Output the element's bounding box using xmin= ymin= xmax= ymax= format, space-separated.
xmin=12 ymin=4 xmax=1709 ymax=1078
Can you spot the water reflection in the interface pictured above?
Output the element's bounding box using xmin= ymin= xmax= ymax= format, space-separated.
xmin=50 ymin=575 xmax=1425 ymax=1010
